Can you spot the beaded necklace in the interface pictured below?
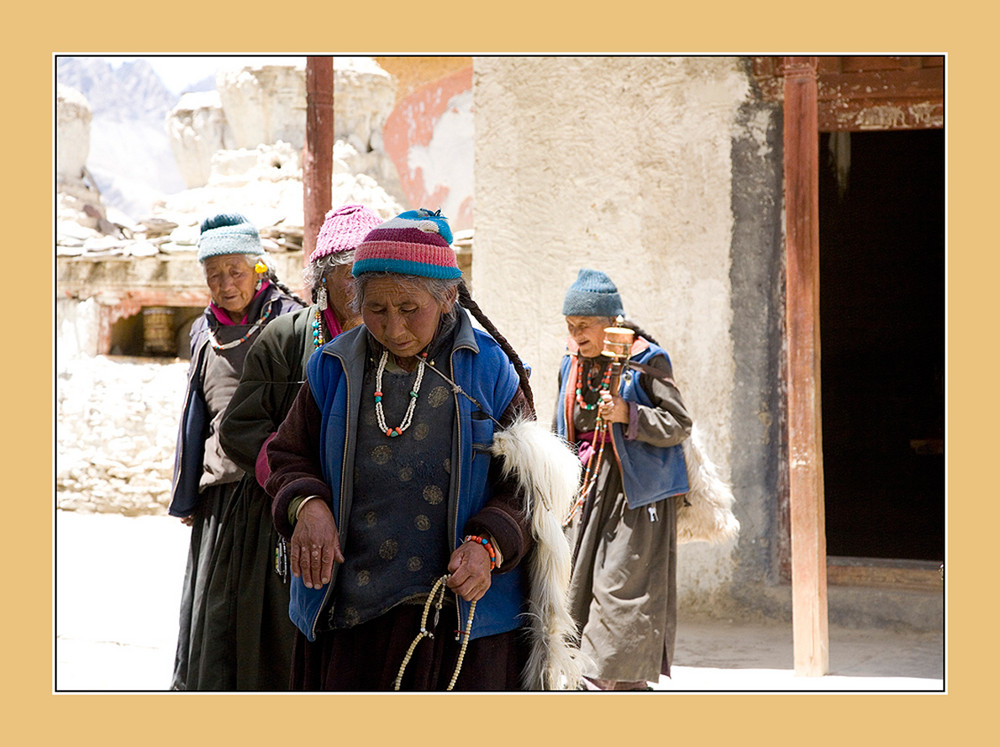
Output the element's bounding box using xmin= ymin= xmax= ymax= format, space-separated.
xmin=374 ymin=350 xmax=426 ymax=438
xmin=564 ymin=356 xmax=612 ymax=526
xmin=206 ymin=303 xmax=272 ymax=351
xmin=311 ymin=308 xmax=325 ymax=349
xmin=575 ymin=355 xmax=611 ymax=410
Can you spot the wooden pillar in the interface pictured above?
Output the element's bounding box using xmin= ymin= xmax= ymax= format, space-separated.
xmin=303 ymin=56 xmax=334 ymax=265
xmin=782 ymin=56 xmax=829 ymax=676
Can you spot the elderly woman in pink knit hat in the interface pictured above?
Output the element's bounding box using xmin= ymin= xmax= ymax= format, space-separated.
xmin=176 ymin=204 xmax=384 ymax=691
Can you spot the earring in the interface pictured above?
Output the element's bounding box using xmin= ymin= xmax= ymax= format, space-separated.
xmin=317 ymin=278 xmax=328 ymax=311
xmin=254 ymin=260 xmax=267 ymax=292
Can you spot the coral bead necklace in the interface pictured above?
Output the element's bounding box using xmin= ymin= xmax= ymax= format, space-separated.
xmin=374 ymin=350 xmax=426 ymax=438
xmin=207 ymin=304 xmax=273 ymax=351
xmin=575 ymin=356 xmax=612 ymax=411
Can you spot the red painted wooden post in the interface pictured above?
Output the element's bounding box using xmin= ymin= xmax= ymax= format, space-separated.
xmin=782 ymin=56 xmax=830 ymax=676
xmin=304 ymin=57 xmax=334 ymax=267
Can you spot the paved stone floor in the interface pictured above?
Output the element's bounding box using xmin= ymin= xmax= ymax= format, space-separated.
xmin=53 ymin=511 xmax=945 ymax=692
xmin=656 ymin=618 xmax=943 ymax=691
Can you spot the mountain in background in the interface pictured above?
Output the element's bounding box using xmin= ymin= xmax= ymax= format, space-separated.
xmin=183 ymin=74 xmax=217 ymax=95
xmin=56 ymin=57 xmax=208 ymax=220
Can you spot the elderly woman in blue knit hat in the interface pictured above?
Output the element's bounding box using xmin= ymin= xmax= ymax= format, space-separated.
xmin=264 ymin=209 xmax=583 ymax=690
xmin=555 ymin=268 xmax=693 ymax=690
xmin=167 ymin=213 xmax=304 ymax=691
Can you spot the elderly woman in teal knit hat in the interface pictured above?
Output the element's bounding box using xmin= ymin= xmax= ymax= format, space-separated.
xmin=167 ymin=213 xmax=304 ymax=691
xmin=174 ymin=204 xmax=383 ymax=692
xmin=264 ymin=209 xmax=583 ymax=691
xmin=555 ymin=268 xmax=693 ymax=690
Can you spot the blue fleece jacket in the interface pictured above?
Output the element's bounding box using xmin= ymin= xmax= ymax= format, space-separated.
xmin=555 ymin=339 xmax=689 ymax=509
xmin=287 ymin=308 xmax=528 ymax=642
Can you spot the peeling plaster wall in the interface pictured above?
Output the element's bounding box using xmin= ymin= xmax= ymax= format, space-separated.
xmin=474 ymin=56 xmax=778 ymax=612
xmin=383 ymin=67 xmax=474 ymax=229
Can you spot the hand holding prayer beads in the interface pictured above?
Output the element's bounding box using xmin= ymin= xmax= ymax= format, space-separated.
xmin=598 ymin=390 xmax=630 ymax=424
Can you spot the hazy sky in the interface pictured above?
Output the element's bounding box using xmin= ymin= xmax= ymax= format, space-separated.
xmin=107 ymin=55 xmax=305 ymax=94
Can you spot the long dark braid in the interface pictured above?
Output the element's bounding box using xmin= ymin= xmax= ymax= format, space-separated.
xmin=620 ymin=318 xmax=661 ymax=347
xmin=266 ymin=269 xmax=308 ymax=307
xmin=457 ymin=280 xmax=535 ymax=413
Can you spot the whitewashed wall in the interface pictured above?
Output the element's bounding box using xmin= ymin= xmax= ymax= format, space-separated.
xmin=473 ymin=56 xmax=754 ymax=606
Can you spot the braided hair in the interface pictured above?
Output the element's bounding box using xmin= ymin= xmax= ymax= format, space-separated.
xmin=457 ymin=280 xmax=535 ymax=413
xmin=260 ymin=261 xmax=307 ymax=307
xmin=619 ymin=318 xmax=661 ymax=347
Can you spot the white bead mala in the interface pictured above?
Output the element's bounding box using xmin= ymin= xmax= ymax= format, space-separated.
xmin=374 ymin=350 xmax=426 ymax=438
xmin=393 ymin=573 xmax=476 ymax=691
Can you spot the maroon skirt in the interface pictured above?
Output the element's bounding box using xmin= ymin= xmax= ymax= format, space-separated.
xmin=290 ymin=603 xmax=529 ymax=691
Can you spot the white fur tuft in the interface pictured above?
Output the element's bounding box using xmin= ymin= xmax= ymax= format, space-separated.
xmin=678 ymin=424 xmax=740 ymax=544
xmin=490 ymin=417 xmax=585 ymax=690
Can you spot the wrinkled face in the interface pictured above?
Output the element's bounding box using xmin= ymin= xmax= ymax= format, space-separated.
xmin=360 ymin=277 xmax=455 ymax=360
xmin=322 ymin=262 xmax=357 ymax=324
xmin=565 ymin=315 xmax=613 ymax=358
xmin=203 ymin=254 xmax=257 ymax=319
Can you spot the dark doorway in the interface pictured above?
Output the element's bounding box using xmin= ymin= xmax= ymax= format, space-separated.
xmin=108 ymin=306 xmax=204 ymax=359
xmin=818 ymin=129 xmax=945 ymax=561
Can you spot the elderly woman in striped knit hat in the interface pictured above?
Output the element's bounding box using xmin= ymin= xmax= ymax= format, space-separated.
xmin=264 ymin=209 xmax=583 ymax=691
xmin=176 ymin=204 xmax=382 ymax=691
xmin=168 ymin=213 xmax=305 ymax=690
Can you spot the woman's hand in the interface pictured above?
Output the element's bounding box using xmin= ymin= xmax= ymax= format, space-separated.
xmin=179 ymin=515 xmax=194 ymax=527
xmin=446 ymin=540 xmax=493 ymax=602
xmin=291 ymin=499 xmax=344 ymax=589
xmin=599 ymin=391 xmax=629 ymax=424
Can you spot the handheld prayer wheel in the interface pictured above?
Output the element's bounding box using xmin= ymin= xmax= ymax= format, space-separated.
xmin=601 ymin=325 xmax=634 ymax=394
xmin=601 ymin=326 xmax=634 ymax=360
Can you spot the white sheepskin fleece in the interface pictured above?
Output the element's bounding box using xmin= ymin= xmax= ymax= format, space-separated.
xmin=490 ymin=417 xmax=586 ymax=690
xmin=678 ymin=424 xmax=740 ymax=544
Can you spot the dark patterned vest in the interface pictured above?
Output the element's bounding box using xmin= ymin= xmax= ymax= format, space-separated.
xmin=329 ymin=336 xmax=459 ymax=629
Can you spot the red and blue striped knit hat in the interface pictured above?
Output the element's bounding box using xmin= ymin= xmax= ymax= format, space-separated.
xmin=351 ymin=208 xmax=460 ymax=280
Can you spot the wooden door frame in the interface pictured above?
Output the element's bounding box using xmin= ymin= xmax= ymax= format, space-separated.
xmin=754 ymin=55 xmax=944 ymax=675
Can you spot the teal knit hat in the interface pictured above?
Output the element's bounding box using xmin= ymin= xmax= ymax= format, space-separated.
xmin=562 ymin=268 xmax=624 ymax=317
xmin=196 ymin=213 xmax=263 ymax=263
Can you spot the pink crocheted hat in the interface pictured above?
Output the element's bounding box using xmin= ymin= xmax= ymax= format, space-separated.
xmin=308 ymin=204 xmax=383 ymax=264
xmin=352 ymin=209 xmax=460 ymax=280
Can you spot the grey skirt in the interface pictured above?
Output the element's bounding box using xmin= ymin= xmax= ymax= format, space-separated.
xmin=566 ymin=459 xmax=679 ymax=683
xmin=170 ymin=481 xmax=234 ymax=691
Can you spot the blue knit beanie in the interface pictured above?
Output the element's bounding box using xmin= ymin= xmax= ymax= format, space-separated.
xmin=196 ymin=213 xmax=263 ymax=263
xmin=562 ymin=268 xmax=624 ymax=317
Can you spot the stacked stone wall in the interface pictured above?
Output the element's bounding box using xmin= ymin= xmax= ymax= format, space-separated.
xmin=57 ymin=356 xmax=188 ymax=516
